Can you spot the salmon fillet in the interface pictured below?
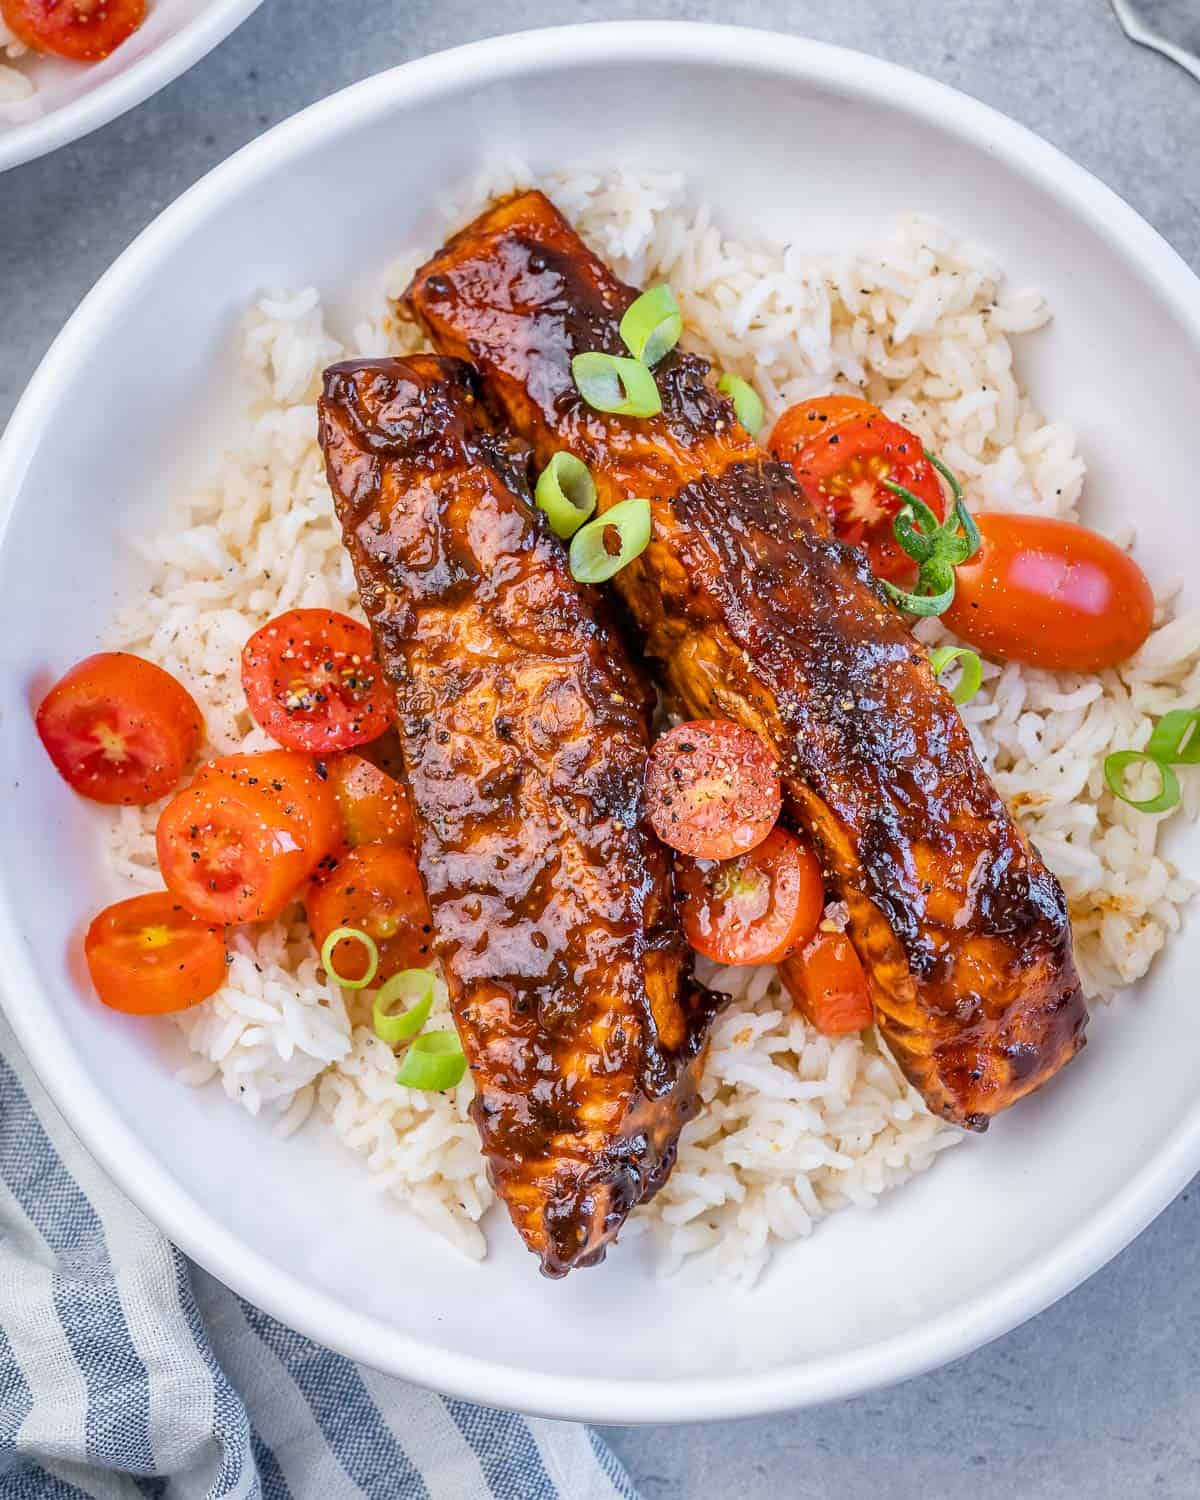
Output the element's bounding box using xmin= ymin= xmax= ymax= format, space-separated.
xmin=318 ymin=354 xmax=719 ymax=1272
xmin=404 ymin=190 xmax=1088 ymax=1129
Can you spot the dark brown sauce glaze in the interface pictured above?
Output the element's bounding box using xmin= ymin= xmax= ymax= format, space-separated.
xmin=404 ymin=190 xmax=1088 ymax=1129
xmin=318 ymin=355 xmax=720 ymax=1274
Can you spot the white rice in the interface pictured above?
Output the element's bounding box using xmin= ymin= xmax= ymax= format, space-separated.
xmin=100 ymin=165 xmax=1199 ymax=1284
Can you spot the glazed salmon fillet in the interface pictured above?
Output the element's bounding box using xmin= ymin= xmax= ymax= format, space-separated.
xmin=404 ymin=190 xmax=1088 ymax=1130
xmin=318 ymin=354 xmax=718 ymax=1274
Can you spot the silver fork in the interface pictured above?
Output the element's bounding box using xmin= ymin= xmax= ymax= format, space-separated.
xmin=1111 ymin=0 xmax=1200 ymax=82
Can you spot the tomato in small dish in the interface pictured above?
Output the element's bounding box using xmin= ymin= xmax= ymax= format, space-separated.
xmin=241 ymin=609 xmax=394 ymax=754
xmin=770 ymin=396 xmax=945 ymax=585
xmin=84 ymin=893 xmax=226 ymax=1015
xmin=677 ymin=826 xmax=824 ymax=967
xmin=326 ymin=752 xmax=415 ymax=848
xmin=645 ymin=719 xmax=781 ymax=861
xmin=779 ymin=929 xmax=873 ymax=1036
xmin=157 ymin=751 xmax=340 ymax=925
xmin=940 ymin=512 xmax=1155 ymax=673
xmin=36 ymin=652 xmax=202 ymax=805
xmin=0 ymin=0 xmax=145 ymax=61
xmin=307 ymin=844 xmax=434 ymax=984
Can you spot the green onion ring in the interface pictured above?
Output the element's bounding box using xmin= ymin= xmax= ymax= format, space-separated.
xmin=535 ymin=452 xmax=597 ymax=538
xmin=373 ymin=969 xmax=441 ymax=1044
xmin=883 ymin=558 xmax=956 ymax=617
xmin=619 ymin=285 xmax=683 ymax=366
xmin=926 ymin=450 xmax=964 ymax=505
xmin=1103 ymin=751 xmax=1181 ymax=813
xmin=571 ymin=352 xmax=662 ymax=418
xmin=395 ymin=1030 xmax=468 ymax=1092
xmin=717 ymin=373 xmax=765 ymax=437
xmin=320 ymin=926 xmax=379 ymax=990
xmin=928 ymin=646 xmax=984 ymax=705
xmin=1146 ymin=708 xmax=1200 ymax=765
xmin=569 ymin=498 xmax=652 ymax=584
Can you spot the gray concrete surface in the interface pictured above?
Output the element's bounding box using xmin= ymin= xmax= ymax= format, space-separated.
xmin=3 ymin=0 xmax=1199 ymax=1494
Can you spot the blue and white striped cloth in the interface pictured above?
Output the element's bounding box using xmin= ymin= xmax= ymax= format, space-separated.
xmin=0 ymin=1010 xmax=638 ymax=1499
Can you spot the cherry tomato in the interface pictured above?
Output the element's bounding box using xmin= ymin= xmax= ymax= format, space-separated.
xmin=1 ymin=0 xmax=144 ymax=60
xmin=36 ymin=652 xmax=202 ymax=806
xmin=193 ymin=751 xmax=342 ymax=864
xmin=84 ymin=893 xmax=225 ymax=1015
xmin=779 ymin=930 xmax=873 ymax=1036
xmin=307 ymin=844 xmax=433 ymax=983
xmin=241 ymin=609 xmax=394 ymax=754
xmin=768 ymin=394 xmax=877 ymax=450
xmin=326 ymin=752 xmax=414 ymax=848
xmin=157 ymin=753 xmax=339 ymax=925
xmin=940 ymin=512 xmax=1155 ymax=672
xmin=677 ymin=826 xmax=824 ymax=966
xmin=770 ymin=398 xmax=945 ymax=584
xmin=645 ymin=720 xmax=781 ymax=860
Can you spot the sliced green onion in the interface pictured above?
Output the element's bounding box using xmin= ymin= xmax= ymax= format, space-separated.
xmin=1103 ymin=751 xmax=1181 ymax=813
xmin=928 ymin=646 xmax=984 ymax=705
xmin=396 ymin=1030 xmax=467 ymax=1091
xmin=569 ymin=498 xmax=652 ymax=584
xmin=373 ymin=969 xmax=442 ymax=1044
xmin=571 ymin=352 xmax=662 ymax=418
xmin=926 ymin=450 xmax=964 ymax=506
xmin=882 ymin=455 xmax=977 ymax=618
xmin=535 ymin=452 xmax=596 ymax=538
xmin=883 ymin=558 xmax=956 ymax=617
xmin=717 ymin=373 xmax=765 ymax=437
xmin=619 ymin=285 xmax=682 ymax=366
xmin=320 ymin=926 xmax=379 ymax=990
xmin=1146 ymin=708 xmax=1200 ymax=765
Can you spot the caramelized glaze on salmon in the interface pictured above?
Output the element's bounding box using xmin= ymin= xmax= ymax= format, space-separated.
xmin=318 ymin=354 xmax=719 ymax=1272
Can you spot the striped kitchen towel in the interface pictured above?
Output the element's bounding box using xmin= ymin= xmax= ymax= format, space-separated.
xmin=0 ymin=1009 xmax=638 ymax=1500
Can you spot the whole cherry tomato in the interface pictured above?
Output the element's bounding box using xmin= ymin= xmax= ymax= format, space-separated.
xmin=941 ymin=512 xmax=1154 ymax=672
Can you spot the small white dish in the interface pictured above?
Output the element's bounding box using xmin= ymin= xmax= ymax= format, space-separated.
xmin=1 ymin=22 xmax=1198 ymax=1422
xmin=0 ymin=0 xmax=262 ymax=172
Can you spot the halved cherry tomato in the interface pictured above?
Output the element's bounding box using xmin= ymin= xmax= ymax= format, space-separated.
xmin=307 ymin=844 xmax=433 ymax=983
xmin=645 ymin=720 xmax=781 ymax=860
xmin=84 ymin=893 xmax=225 ymax=1015
xmin=779 ymin=930 xmax=873 ymax=1036
xmin=1 ymin=0 xmax=145 ymax=60
xmin=193 ymin=751 xmax=342 ymax=864
xmin=677 ymin=826 xmax=824 ymax=966
xmin=36 ymin=652 xmax=202 ymax=806
xmin=770 ymin=397 xmax=945 ymax=585
xmin=241 ymin=609 xmax=394 ymax=754
xmin=768 ymin=394 xmax=878 ymax=450
xmin=940 ymin=512 xmax=1155 ymax=672
xmin=326 ymin=753 xmax=414 ymax=848
xmin=157 ymin=752 xmax=339 ymax=925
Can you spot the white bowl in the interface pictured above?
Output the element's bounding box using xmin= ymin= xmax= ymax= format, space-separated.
xmin=2 ymin=22 xmax=1199 ymax=1423
xmin=0 ymin=0 xmax=262 ymax=172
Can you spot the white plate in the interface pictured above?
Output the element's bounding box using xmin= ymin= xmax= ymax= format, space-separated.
xmin=2 ymin=22 xmax=1198 ymax=1423
xmin=0 ymin=0 xmax=262 ymax=172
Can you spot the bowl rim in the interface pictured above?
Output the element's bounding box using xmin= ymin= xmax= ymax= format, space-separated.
xmin=2 ymin=19 xmax=1199 ymax=1423
xmin=0 ymin=0 xmax=264 ymax=174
